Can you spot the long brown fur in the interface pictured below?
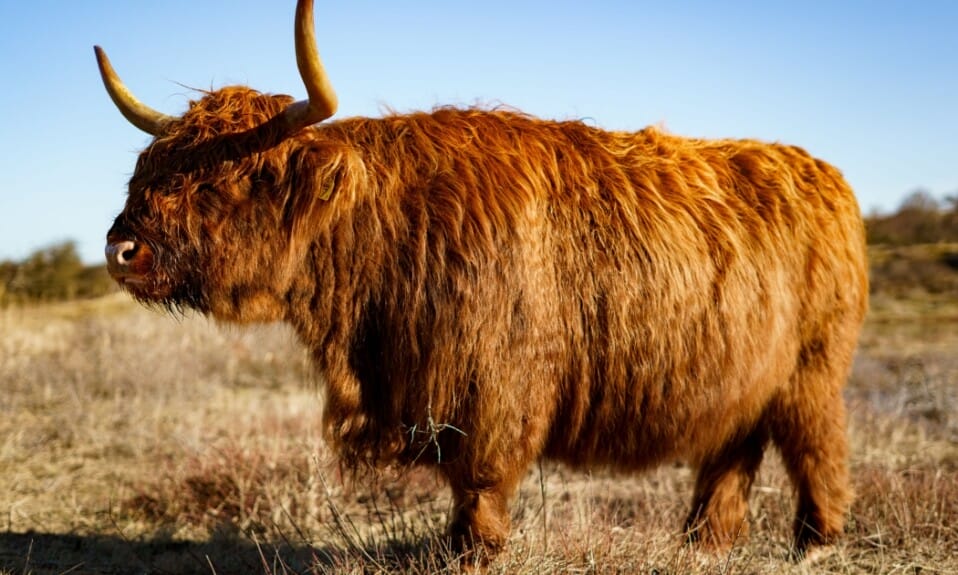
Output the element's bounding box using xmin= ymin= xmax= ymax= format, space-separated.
xmin=106 ymin=85 xmax=868 ymax=557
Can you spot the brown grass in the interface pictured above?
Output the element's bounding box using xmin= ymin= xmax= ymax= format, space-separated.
xmin=2 ymin=261 xmax=957 ymax=573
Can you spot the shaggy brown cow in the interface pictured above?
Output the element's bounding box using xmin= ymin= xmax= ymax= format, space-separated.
xmin=96 ymin=0 xmax=868 ymax=560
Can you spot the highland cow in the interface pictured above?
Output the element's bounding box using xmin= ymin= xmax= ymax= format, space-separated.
xmin=96 ymin=0 xmax=868 ymax=559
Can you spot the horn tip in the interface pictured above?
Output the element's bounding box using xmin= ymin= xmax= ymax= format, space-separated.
xmin=93 ymin=45 xmax=111 ymax=70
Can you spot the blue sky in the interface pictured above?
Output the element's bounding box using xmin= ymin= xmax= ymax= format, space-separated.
xmin=1 ymin=1 xmax=955 ymax=263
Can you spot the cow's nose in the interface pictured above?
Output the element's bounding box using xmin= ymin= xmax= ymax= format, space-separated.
xmin=105 ymin=239 xmax=139 ymax=271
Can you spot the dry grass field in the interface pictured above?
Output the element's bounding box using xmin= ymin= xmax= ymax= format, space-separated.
xmin=1 ymin=246 xmax=957 ymax=574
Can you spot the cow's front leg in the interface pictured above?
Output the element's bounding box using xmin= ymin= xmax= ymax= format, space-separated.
xmin=443 ymin=462 xmax=525 ymax=563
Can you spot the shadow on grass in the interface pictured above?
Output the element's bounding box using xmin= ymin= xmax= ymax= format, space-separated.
xmin=0 ymin=530 xmax=449 ymax=575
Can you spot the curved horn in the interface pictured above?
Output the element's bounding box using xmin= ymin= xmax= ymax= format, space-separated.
xmin=94 ymin=46 xmax=173 ymax=136
xmin=283 ymin=0 xmax=338 ymax=130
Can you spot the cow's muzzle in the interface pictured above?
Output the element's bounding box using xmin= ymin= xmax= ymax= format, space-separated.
xmin=105 ymin=239 xmax=152 ymax=286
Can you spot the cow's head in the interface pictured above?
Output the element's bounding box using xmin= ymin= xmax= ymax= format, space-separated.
xmin=97 ymin=0 xmax=339 ymax=321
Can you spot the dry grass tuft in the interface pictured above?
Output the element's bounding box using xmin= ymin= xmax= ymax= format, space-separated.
xmin=123 ymin=442 xmax=317 ymax=533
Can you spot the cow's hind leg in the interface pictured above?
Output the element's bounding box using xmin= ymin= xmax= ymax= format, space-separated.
xmin=770 ymin=345 xmax=854 ymax=556
xmin=685 ymin=425 xmax=768 ymax=550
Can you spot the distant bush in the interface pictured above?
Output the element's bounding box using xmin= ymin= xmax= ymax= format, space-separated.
xmin=869 ymin=243 xmax=958 ymax=298
xmin=0 ymin=241 xmax=114 ymax=306
xmin=866 ymin=189 xmax=958 ymax=245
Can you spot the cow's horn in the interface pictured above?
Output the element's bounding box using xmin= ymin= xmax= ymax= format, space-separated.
xmin=94 ymin=46 xmax=173 ymax=136
xmin=283 ymin=0 xmax=338 ymax=130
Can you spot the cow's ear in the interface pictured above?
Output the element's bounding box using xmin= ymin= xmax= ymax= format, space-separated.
xmin=281 ymin=146 xmax=344 ymax=244
xmin=318 ymin=176 xmax=336 ymax=201
xmin=280 ymin=143 xmax=361 ymax=240
xmin=282 ymin=149 xmax=330 ymax=227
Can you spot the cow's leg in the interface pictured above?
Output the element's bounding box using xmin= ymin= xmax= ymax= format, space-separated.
xmin=447 ymin=484 xmax=512 ymax=553
xmin=684 ymin=425 xmax=768 ymax=550
xmin=770 ymin=355 xmax=853 ymax=556
xmin=444 ymin=470 xmax=522 ymax=561
xmin=441 ymin=436 xmax=532 ymax=559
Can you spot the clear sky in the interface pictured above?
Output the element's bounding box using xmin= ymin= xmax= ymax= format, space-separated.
xmin=1 ymin=1 xmax=955 ymax=263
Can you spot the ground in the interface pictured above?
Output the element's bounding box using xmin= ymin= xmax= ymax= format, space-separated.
xmin=1 ymin=246 xmax=956 ymax=574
